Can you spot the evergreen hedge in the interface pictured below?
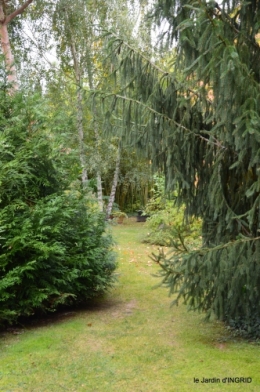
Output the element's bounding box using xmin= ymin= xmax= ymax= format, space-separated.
xmin=0 ymin=89 xmax=116 ymax=325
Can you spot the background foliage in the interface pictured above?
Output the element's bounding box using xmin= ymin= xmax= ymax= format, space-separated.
xmin=142 ymin=174 xmax=202 ymax=246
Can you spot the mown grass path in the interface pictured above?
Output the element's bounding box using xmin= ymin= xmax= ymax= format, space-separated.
xmin=0 ymin=219 xmax=259 ymax=391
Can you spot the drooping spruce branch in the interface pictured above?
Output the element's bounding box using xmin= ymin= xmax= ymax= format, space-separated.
xmin=104 ymin=30 xmax=215 ymax=105
xmin=94 ymin=90 xmax=226 ymax=150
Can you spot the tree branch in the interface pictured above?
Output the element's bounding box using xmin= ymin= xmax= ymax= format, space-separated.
xmin=5 ymin=0 xmax=34 ymax=24
xmin=100 ymin=92 xmax=226 ymax=150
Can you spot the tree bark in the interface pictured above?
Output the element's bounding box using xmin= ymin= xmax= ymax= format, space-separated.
xmin=86 ymin=53 xmax=103 ymax=212
xmin=0 ymin=21 xmax=17 ymax=88
xmin=106 ymin=142 xmax=121 ymax=219
xmin=76 ymin=86 xmax=88 ymax=187
xmin=0 ymin=0 xmax=34 ymax=90
xmin=69 ymin=37 xmax=88 ymax=188
xmin=96 ymin=172 xmax=103 ymax=211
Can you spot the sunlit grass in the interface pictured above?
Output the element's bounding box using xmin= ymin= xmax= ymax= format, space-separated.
xmin=0 ymin=218 xmax=259 ymax=391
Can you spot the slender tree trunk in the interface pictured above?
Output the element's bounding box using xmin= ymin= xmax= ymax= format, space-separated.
xmin=69 ymin=38 xmax=88 ymax=188
xmin=76 ymin=86 xmax=88 ymax=186
xmin=86 ymin=54 xmax=103 ymax=211
xmin=0 ymin=22 xmax=18 ymax=89
xmin=96 ymin=172 xmax=103 ymax=211
xmin=106 ymin=142 xmax=121 ymax=219
xmin=0 ymin=0 xmax=34 ymax=91
xmin=93 ymin=126 xmax=103 ymax=212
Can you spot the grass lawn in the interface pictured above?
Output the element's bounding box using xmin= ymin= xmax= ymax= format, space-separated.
xmin=0 ymin=218 xmax=259 ymax=391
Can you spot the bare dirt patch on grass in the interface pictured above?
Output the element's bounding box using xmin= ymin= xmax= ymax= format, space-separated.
xmin=111 ymin=299 xmax=138 ymax=318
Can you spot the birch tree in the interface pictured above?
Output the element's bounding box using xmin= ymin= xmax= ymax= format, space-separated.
xmin=0 ymin=0 xmax=34 ymax=90
xmin=52 ymin=0 xmax=149 ymax=211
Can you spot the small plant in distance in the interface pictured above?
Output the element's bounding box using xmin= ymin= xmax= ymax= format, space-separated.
xmin=142 ymin=174 xmax=202 ymax=247
xmin=144 ymin=204 xmax=202 ymax=247
xmin=112 ymin=211 xmax=128 ymax=223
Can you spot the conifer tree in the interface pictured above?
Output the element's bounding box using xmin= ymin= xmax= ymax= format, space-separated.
xmin=102 ymin=0 xmax=260 ymax=337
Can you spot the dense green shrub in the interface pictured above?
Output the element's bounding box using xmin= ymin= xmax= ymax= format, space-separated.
xmin=0 ymin=193 xmax=116 ymax=324
xmin=0 ymin=89 xmax=116 ymax=325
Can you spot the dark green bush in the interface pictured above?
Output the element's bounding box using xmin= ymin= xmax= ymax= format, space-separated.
xmin=0 ymin=193 xmax=116 ymax=324
xmin=0 ymin=89 xmax=117 ymax=325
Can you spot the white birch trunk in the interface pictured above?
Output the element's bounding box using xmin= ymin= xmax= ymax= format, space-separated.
xmin=96 ymin=172 xmax=103 ymax=212
xmin=76 ymin=86 xmax=88 ymax=186
xmin=69 ymin=37 xmax=88 ymax=188
xmin=93 ymin=135 xmax=103 ymax=212
xmin=106 ymin=143 xmax=121 ymax=219
xmin=86 ymin=54 xmax=103 ymax=211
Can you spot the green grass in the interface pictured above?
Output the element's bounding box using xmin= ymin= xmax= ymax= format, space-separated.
xmin=0 ymin=218 xmax=259 ymax=391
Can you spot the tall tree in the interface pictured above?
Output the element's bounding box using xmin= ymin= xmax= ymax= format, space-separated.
xmin=0 ymin=0 xmax=34 ymax=89
xmin=64 ymin=7 xmax=89 ymax=187
xmin=101 ymin=0 xmax=260 ymax=337
xmin=105 ymin=140 xmax=121 ymax=218
xmin=52 ymin=0 xmax=110 ymax=202
xmin=51 ymin=0 xmax=151 ymax=210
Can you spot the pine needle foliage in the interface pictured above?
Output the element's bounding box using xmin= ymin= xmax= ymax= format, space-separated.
xmin=0 ymin=84 xmax=116 ymax=326
xmin=100 ymin=0 xmax=260 ymax=337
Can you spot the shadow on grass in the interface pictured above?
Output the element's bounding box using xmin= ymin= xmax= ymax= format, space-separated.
xmin=0 ymin=295 xmax=125 ymax=336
